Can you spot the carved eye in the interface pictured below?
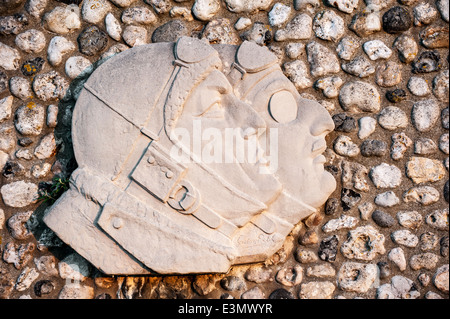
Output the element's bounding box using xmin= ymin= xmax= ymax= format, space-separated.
xmin=268 ymin=91 xmax=298 ymax=124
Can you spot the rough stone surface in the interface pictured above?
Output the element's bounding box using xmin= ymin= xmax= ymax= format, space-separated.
xmin=337 ymin=262 xmax=377 ymax=293
xmin=0 ymin=181 xmax=38 ymax=208
xmin=370 ymin=163 xmax=402 ymax=188
xmin=339 ymin=81 xmax=381 ymax=113
xmin=341 ymin=225 xmax=386 ymax=261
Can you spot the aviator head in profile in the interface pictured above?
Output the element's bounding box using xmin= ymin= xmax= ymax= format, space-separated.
xmin=43 ymin=37 xmax=336 ymax=275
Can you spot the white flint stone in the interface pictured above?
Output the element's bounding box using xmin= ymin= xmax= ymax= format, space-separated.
xmin=9 ymin=77 xmax=32 ymax=100
xmin=414 ymin=137 xmax=438 ymax=155
xmin=397 ymin=211 xmax=422 ymax=230
xmin=192 ymin=0 xmax=220 ymax=22
xmin=339 ymin=81 xmax=381 ymax=113
xmin=105 ymin=13 xmax=122 ymax=41
xmin=326 ymin=0 xmax=358 ymax=14
xmin=336 ymin=36 xmax=360 ymax=61
xmin=15 ymin=29 xmax=46 ymax=53
xmin=0 ymin=125 xmax=15 ymax=152
xmin=16 ymin=149 xmax=33 ymax=160
xmin=341 ymin=225 xmax=386 ymax=261
xmin=306 ymin=41 xmax=340 ymax=77
xmin=378 ymin=106 xmax=408 ymax=130
xmin=58 ymin=253 xmax=91 ymax=282
xmin=299 ymin=281 xmax=335 ymax=299
xmin=81 ymin=0 xmax=112 ymax=24
xmin=426 ymin=208 xmax=449 ymax=230
xmin=388 ymin=247 xmax=407 ymax=271
xmin=341 ymin=56 xmax=375 ymax=78
xmin=169 ymin=7 xmax=194 ymax=21
xmin=411 ymin=100 xmax=440 ymax=132
xmin=110 ymin=0 xmax=138 ymax=7
xmin=43 ymin=4 xmax=81 ymax=34
xmin=432 ymin=70 xmax=449 ymax=102
xmin=14 ymin=103 xmax=45 ymax=136
xmin=349 ymin=11 xmax=381 ymax=37
xmin=312 ymin=10 xmax=345 ymax=42
xmin=268 ymin=3 xmax=291 ymax=27
xmin=223 ymin=0 xmax=273 ymax=13
xmin=122 ymin=25 xmax=148 ymax=47
xmin=408 ymin=77 xmax=430 ymax=96
xmin=234 ymin=17 xmax=252 ymax=30
xmin=403 ymin=186 xmax=440 ymax=206
xmin=333 ymin=135 xmax=360 ymax=157
xmin=31 ymin=163 xmax=52 ymax=178
xmin=370 ymin=163 xmax=402 ymax=188
xmin=25 ymin=0 xmax=49 ymax=18
xmin=65 ymin=56 xmax=93 ymax=79
xmin=285 ymin=43 xmax=305 ymax=59
xmin=439 ymin=133 xmax=449 ymax=154
xmin=59 ymin=283 xmax=94 ymax=299
xmin=15 ymin=267 xmax=39 ymax=292
xmin=364 ymin=0 xmax=395 ymax=11
xmin=391 ymin=230 xmax=419 ymax=248
xmin=0 ymin=42 xmax=21 ymax=70
xmin=47 ymin=36 xmax=76 ymax=67
xmin=33 ymin=71 xmax=69 ymax=102
xmin=394 ymin=35 xmax=418 ymax=63
xmin=283 ymin=60 xmax=313 ymax=89
xmin=306 ymin=264 xmax=335 ymax=278
xmin=413 ymin=2 xmax=438 ymax=26
xmin=0 ymin=96 xmax=13 ymax=123
xmin=121 ymin=6 xmax=157 ymax=25
xmin=433 ymin=264 xmax=449 ymax=293
xmin=34 ymin=133 xmax=57 ymax=159
xmin=315 ymin=76 xmax=343 ymax=98
xmin=358 ymin=117 xmax=376 ymax=139
xmin=374 ymin=191 xmax=400 ymax=207
xmin=358 ymin=202 xmax=374 ymax=221
xmin=436 ymin=0 xmax=449 ymax=22
xmin=391 ymin=132 xmax=412 ymax=160
xmin=377 ymin=276 xmax=420 ymax=299
xmin=337 ymin=262 xmax=378 ymax=293
xmin=363 ymin=40 xmax=392 ymax=60
xmin=322 ymin=214 xmax=358 ymax=233
xmin=410 ymin=253 xmax=439 ymax=271
xmin=0 ymin=181 xmax=38 ymax=208
xmin=274 ymin=14 xmax=312 ymax=41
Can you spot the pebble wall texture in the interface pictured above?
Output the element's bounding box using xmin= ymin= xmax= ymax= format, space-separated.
xmin=0 ymin=0 xmax=449 ymax=300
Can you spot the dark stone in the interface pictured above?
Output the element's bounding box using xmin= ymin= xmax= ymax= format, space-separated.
xmin=18 ymin=137 xmax=33 ymax=147
xmin=360 ymin=139 xmax=388 ymax=157
xmin=0 ymin=13 xmax=28 ymax=35
xmin=444 ymin=180 xmax=449 ymax=203
xmin=55 ymin=0 xmax=83 ymax=4
xmin=325 ymin=164 xmax=339 ymax=177
xmin=442 ymin=108 xmax=449 ymax=129
xmin=325 ymin=198 xmax=339 ymax=216
xmin=95 ymin=293 xmax=112 ymax=299
xmin=2 ymin=161 xmax=24 ymax=178
xmin=377 ymin=261 xmax=391 ymax=279
xmin=382 ymin=7 xmax=412 ymax=34
xmin=220 ymin=276 xmax=245 ymax=291
xmin=440 ymin=236 xmax=449 ymax=257
xmin=152 ymin=20 xmax=188 ymax=43
xmin=412 ymin=51 xmax=441 ymax=73
xmin=0 ymin=278 xmax=14 ymax=299
xmin=269 ymin=288 xmax=295 ymax=299
xmin=332 ymin=113 xmax=356 ymax=132
xmin=21 ymin=57 xmax=45 ymax=77
xmin=341 ymin=188 xmax=361 ymax=211
xmin=0 ymin=0 xmax=26 ymax=14
xmin=34 ymin=280 xmax=54 ymax=297
xmin=318 ymin=235 xmax=339 ymax=262
xmin=78 ymin=26 xmax=108 ymax=57
xmin=0 ymin=71 xmax=7 ymax=94
xmin=386 ymin=89 xmax=407 ymax=103
xmin=372 ymin=210 xmax=395 ymax=228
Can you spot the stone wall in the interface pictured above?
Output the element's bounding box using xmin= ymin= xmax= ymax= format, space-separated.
xmin=0 ymin=0 xmax=448 ymax=299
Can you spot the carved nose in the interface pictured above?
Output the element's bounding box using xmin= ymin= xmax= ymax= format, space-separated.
xmin=296 ymin=97 xmax=334 ymax=136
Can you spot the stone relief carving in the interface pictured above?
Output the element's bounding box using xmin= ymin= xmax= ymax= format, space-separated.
xmin=43 ymin=37 xmax=336 ymax=275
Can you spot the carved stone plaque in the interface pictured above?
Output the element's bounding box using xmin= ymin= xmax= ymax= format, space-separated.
xmin=43 ymin=37 xmax=336 ymax=275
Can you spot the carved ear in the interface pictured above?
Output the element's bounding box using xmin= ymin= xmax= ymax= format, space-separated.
xmin=175 ymin=36 xmax=218 ymax=63
xmin=236 ymin=41 xmax=278 ymax=73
